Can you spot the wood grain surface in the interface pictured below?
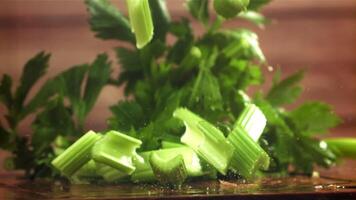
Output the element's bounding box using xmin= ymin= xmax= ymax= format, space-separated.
xmin=0 ymin=0 xmax=355 ymax=170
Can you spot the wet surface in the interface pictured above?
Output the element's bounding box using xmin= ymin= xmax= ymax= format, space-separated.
xmin=1 ymin=161 xmax=356 ymax=199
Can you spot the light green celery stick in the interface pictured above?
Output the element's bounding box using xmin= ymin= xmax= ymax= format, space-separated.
xmin=126 ymin=0 xmax=153 ymax=48
xmin=324 ymin=138 xmax=356 ymax=159
xmin=152 ymin=147 xmax=203 ymax=176
xmin=173 ymin=108 xmax=234 ymax=175
xmin=227 ymin=125 xmax=270 ymax=178
xmin=131 ymin=147 xmax=206 ymax=183
xmin=51 ymin=131 xmax=102 ymax=177
xmin=74 ymin=160 xmax=99 ymax=179
xmin=149 ymin=153 xmax=187 ymax=185
xmin=95 ymin=162 xmax=127 ymax=182
xmin=131 ymin=151 xmax=155 ymax=183
xmin=92 ymin=130 xmax=142 ymax=175
xmin=234 ymin=103 xmax=266 ymax=141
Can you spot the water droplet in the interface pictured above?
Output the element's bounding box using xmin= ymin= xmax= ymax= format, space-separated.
xmin=267 ymin=66 xmax=274 ymax=72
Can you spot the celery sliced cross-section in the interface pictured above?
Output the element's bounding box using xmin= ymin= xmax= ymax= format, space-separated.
xmin=51 ymin=131 xmax=102 ymax=177
xmin=234 ymin=103 xmax=266 ymax=141
xmin=149 ymin=153 xmax=187 ymax=185
xmin=173 ymin=108 xmax=234 ymax=175
xmin=126 ymin=0 xmax=153 ymax=48
xmin=92 ymin=130 xmax=142 ymax=175
xmin=227 ymin=125 xmax=270 ymax=178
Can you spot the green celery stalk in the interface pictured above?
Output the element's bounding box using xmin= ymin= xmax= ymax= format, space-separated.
xmin=95 ymin=162 xmax=128 ymax=182
xmin=51 ymin=131 xmax=102 ymax=177
xmin=324 ymin=138 xmax=356 ymax=159
xmin=227 ymin=125 xmax=270 ymax=178
xmin=73 ymin=160 xmax=99 ymax=179
xmin=234 ymin=103 xmax=266 ymax=141
xmin=92 ymin=130 xmax=142 ymax=175
xmin=149 ymin=153 xmax=187 ymax=185
xmin=131 ymin=147 xmax=212 ymax=183
xmin=131 ymin=151 xmax=156 ymax=183
xmin=152 ymin=147 xmax=203 ymax=176
xmin=173 ymin=108 xmax=234 ymax=175
xmin=126 ymin=0 xmax=153 ymax=48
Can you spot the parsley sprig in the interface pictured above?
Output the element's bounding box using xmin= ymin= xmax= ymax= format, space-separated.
xmin=0 ymin=0 xmax=347 ymax=179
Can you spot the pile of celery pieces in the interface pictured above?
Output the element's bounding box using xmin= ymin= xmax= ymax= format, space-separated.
xmin=52 ymin=104 xmax=270 ymax=185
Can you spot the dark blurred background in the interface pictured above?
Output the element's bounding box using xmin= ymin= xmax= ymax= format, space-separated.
xmin=0 ymin=0 xmax=355 ymax=171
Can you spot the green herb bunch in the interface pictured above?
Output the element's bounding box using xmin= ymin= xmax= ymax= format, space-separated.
xmin=0 ymin=0 xmax=345 ymax=179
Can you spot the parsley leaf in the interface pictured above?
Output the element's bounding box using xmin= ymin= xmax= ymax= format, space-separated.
xmin=266 ymin=70 xmax=304 ymax=107
xmin=289 ymin=102 xmax=341 ymax=136
xmin=248 ymin=0 xmax=271 ymax=11
xmin=31 ymin=98 xmax=76 ymax=155
xmin=108 ymin=100 xmax=147 ymax=133
xmin=149 ymin=0 xmax=171 ymax=41
xmin=116 ymin=47 xmax=143 ymax=95
xmin=14 ymin=52 xmax=50 ymax=111
xmin=0 ymin=74 xmax=12 ymax=108
xmin=86 ymin=0 xmax=135 ymax=43
xmin=83 ymin=53 xmax=111 ymax=116
xmin=186 ymin=0 xmax=210 ymax=25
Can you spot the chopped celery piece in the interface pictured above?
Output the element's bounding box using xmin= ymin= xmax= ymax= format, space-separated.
xmin=132 ymin=147 xmax=206 ymax=183
xmin=95 ymin=162 xmax=127 ymax=182
xmin=126 ymin=0 xmax=153 ymax=48
xmin=234 ymin=103 xmax=266 ymax=141
xmin=228 ymin=126 xmax=270 ymax=178
xmin=149 ymin=153 xmax=187 ymax=185
xmin=161 ymin=140 xmax=185 ymax=149
xmin=131 ymin=151 xmax=156 ymax=183
xmin=51 ymin=131 xmax=102 ymax=177
xmin=173 ymin=108 xmax=234 ymax=175
xmin=324 ymin=138 xmax=356 ymax=159
xmin=92 ymin=130 xmax=142 ymax=174
xmin=73 ymin=160 xmax=99 ymax=179
xmin=152 ymin=147 xmax=203 ymax=176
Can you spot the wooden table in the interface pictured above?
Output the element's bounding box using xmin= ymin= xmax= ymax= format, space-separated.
xmin=1 ymin=160 xmax=356 ymax=200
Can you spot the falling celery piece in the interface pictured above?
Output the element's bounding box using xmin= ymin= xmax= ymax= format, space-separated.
xmin=234 ymin=103 xmax=266 ymax=141
xmin=173 ymin=108 xmax=234 ymax=175
xmin=149 ymin=153 xmax=188 ymax=185
xmin=92 ymin=130 xmax=142 ymax=174
xmin=131 ymin=151 xmax=156 ymax=183
xmin=227 ymin=125 xmax=270 ymax=178
xmin=51 ymin=131 xmax=102 ymax=177
xmin=161 ymin=140 xmax=185 ymax=149
xmin=324 ymin=138 xmax=356 ymax=159
xmin=126 ymin=0 xmax=154 ymax=48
